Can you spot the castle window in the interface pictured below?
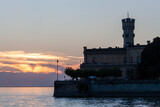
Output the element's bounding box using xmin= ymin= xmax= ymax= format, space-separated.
xmin=124 ymin=57 xmax=127 ymax=63
xmin=92 ymin=57 xmax=97 ymax=64
xmin=130 ymin=57 xmax=133 ymax=63
xmin=137 ymin=57 xmax=141 ymax=63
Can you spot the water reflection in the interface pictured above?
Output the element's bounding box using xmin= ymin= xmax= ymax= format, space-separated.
xmin=0 ymin=87 xmax=160 ymax=107
xmin=54 ymin=97 xmax=160 ymax=107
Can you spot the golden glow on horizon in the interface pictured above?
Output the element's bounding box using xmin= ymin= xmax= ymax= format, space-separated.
xmin=0 ymin=51 xmax=83 ymax=74
xmin=0 ymin=51 xmax=69 ymax=60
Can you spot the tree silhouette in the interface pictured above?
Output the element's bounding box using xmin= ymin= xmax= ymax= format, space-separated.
xmin=138 ymin=37 xmax=160 ymax=79
xmin=64 ymin=67 xmax=77 ymax=80
xmin=64 ymin=67 xmax=122 ymax=80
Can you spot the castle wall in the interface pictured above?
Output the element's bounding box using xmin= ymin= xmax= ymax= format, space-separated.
xmin=86 ymin=52 xmax=126 ymax=64
xmin=90 ymin=82 xmax=160 ymax=97
xmin=54 ymin=81 xmax=88 ymax=97
xmin=54 ymin=80 xmax=160 ymax=97
xmin=127 ymin=46 xmax=145 ymax=64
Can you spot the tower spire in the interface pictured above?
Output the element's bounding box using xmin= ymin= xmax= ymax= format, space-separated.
xmin=127 ymin=12 xmax=129 ymax=18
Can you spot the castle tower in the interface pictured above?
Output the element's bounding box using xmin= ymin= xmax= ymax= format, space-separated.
xmin=122 ymin=15 xmax=135 ymax=47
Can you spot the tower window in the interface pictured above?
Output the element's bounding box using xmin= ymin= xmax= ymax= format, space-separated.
xmin=127 ymin=42 xmax=131 ymax=46
xmin=125 ymin=33 xmax=129 ymax=37
xmin=133 ymin=34 xmax=135 ymax=37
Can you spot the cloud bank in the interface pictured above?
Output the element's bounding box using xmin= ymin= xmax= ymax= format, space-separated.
xmin=0 ymin=51 xmax=83 ymax=74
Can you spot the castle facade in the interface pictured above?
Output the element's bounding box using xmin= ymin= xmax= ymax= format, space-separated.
xmin=80 ymin=17 xmax=148 ymax=79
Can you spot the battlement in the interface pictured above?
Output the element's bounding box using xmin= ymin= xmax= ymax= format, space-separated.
xmin=122 ymin=18 xmax=135 ymax=30
xmin=122 ymin=18 xmax=135 ymax=23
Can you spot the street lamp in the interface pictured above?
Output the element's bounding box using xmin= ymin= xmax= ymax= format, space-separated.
xmin=57 ymin=60 xmax=59 ymax=81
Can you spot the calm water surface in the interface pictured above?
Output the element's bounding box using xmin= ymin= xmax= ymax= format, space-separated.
xmin=0 ymin=87 xmax=160 ymax=107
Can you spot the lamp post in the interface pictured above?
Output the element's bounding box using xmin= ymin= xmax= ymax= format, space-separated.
xmin=57 ymin=60 xmax=59 ymax=81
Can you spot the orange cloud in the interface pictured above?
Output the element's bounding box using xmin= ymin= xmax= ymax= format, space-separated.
xmin=0 ymin=51 xmax=83 ymax=74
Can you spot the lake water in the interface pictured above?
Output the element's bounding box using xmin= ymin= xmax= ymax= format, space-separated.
xmin=0 ymin=87 xmax=160 ymax=107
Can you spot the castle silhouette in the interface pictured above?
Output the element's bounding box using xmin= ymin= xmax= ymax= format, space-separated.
xmin=80 ymin=16 xmax=149 ymax=79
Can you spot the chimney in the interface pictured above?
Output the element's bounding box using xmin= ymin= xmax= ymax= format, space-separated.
xmin=147 ymin=40 xmax=150 ymax=45
xmin=83 ymin=46 xmax=87 ymax=51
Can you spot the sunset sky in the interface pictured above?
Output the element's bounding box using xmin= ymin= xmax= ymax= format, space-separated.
xmin=0 ymin=0 xmax=160 ymax=86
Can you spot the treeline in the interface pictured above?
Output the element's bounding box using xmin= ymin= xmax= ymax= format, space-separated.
xmin=65 ymin=67 xmax=122 ymax=80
